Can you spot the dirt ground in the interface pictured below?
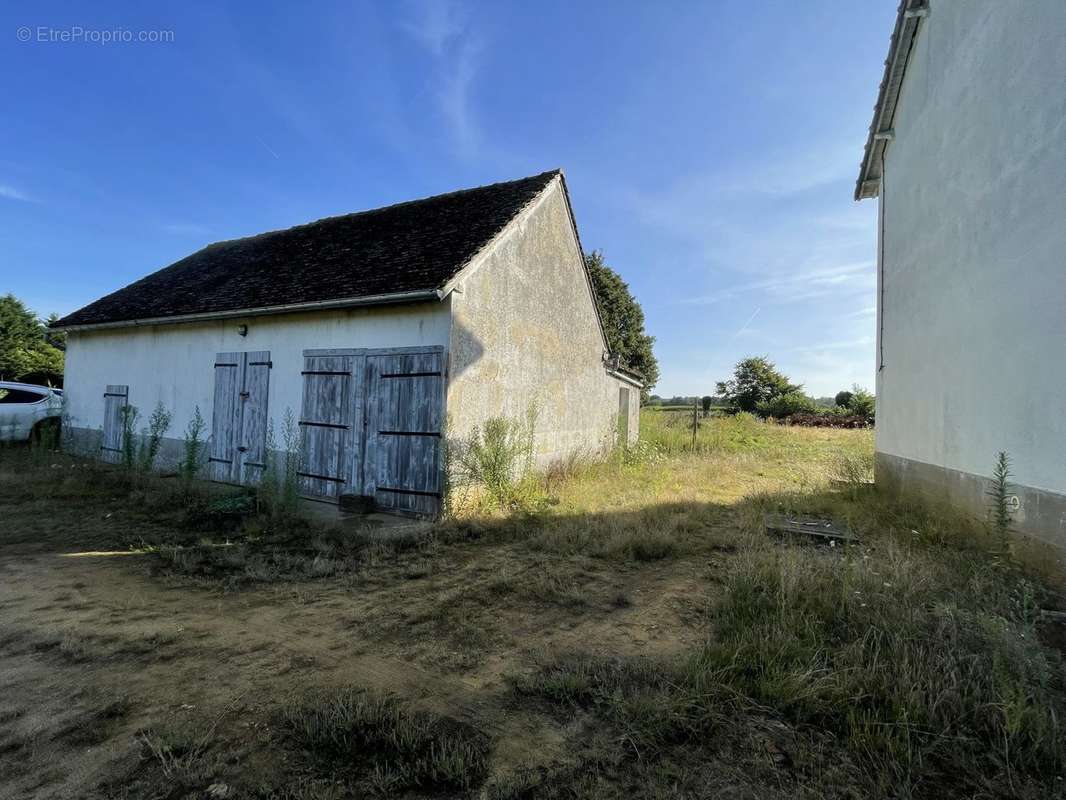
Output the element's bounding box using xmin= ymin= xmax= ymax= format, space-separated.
xmin=4 ymin=422 xmax=1062 ymax=799
xmin=0 ymin=493 xmax=719 ymax=799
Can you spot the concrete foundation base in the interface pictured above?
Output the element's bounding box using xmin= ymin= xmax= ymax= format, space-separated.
xmin=876 ymin=451 xmax=1066 ymax=550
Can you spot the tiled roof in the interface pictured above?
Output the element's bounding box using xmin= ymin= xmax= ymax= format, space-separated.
xmin=55 ymin=170 xmax=560 ymax=328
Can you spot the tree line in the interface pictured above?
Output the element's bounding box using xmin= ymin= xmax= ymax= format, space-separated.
xmin=714 ymin=356 xmax=874 ymax=422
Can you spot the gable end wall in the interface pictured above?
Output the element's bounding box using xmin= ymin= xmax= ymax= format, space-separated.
xmin=447 ymin=180 xmax=638 ymax=465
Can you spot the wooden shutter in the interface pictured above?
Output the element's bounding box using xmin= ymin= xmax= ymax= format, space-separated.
xmin=239 ymin=351 xmax=271 ymax=484
xmin=363 ymin=350 xmax=444 ymax=516
xmin=297 ymin=354 xmax=354 ymax=499
xmin=617 ymin=387 xmax=630 ymax=447
xmin=209 ymin=352 xmax=242 ymax=482
xmin=101 ymin=385 xmax=128 ymax=464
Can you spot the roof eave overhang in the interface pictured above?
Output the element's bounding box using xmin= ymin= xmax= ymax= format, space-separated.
xmin=855 ymin=0 xmax=928 ymax=201
xmin=606 ymin=367 xmax=644 ymax=389
xmin=52 ymin=289 xmax=443 ymax=332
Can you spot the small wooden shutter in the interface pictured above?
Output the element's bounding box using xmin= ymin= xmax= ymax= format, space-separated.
xmin=239 ymin=351 xmax=271 ymax=483
xmin=297 ymin=355 xmax=354 ymax=499
xmin=209 ymin=352 xmax=242 ymax=482
xmin=617 ymin=387 xmax=630 ymax=447
xmin=101 ymin=385 xmax=128 ymax=463
xmin=363 ymin=350 xmax=444 ymax=516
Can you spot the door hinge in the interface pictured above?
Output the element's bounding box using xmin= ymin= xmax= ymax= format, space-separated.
xmin=239 ymin=391 xmax=250 ymax=399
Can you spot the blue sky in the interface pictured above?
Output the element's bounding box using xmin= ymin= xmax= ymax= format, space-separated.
xmin=0 ymin=1 xmax=895 ymax=397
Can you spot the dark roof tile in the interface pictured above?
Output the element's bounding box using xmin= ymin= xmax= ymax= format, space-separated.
xmin=56 ymin=170 xmax=559 ymax=327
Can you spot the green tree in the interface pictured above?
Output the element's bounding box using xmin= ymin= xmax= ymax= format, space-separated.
xmin=716 ymin=356 xmax=801 ymax=414
xmin=834 ymin=390 xmax=854 ymax=409
xmin=0 ymin=294 xmax=65 ymax=385
xmin=848 ymin=384 xmax=875 ymax=419
xmin=585 ymin=251 xmax=659 ymax=400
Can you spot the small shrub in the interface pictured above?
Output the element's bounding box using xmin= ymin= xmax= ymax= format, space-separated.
xmin=138 ymin=401 xmax=172 ymax=472
xmin=179 ymin=406 xmax=207 ymax=483
xmin=755 ymin=391 xmax=816 ymax=419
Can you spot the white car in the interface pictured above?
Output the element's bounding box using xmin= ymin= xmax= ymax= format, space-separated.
xmin=0 ymin=382 xmax=63 ymax=442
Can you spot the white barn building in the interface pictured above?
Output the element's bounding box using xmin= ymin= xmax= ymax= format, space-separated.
xmin=54 ymin=171 xmax=641 ymax=516
xmin=856 ymin=1 xmax=1066 ymax=546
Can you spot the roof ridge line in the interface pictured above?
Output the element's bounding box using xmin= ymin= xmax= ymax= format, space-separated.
xmin=202 ymin=169 xmax=563 ymax=251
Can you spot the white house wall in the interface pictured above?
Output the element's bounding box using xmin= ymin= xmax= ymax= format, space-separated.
xmin=447 ymin=179 xmax=639 ymax=465
xmin=876 ymin=1 xmax=1066 ymax=543
xmin=64 ymin=303 xmax=451 ymax=461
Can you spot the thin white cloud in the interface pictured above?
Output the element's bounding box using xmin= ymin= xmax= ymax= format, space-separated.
xmin=0 ymin=184 xmax=32 ymax=202
xmin=624 ymin=138 xmax=878 ymax=313
xmin=437 ymin=36 xmax=482 ymax=157
xmin=401 ymin=0 xmax=483 ymax=157
xmin=401 ymin=0 xmax=465 ymax=55
xmin=683 ymin=261 xmax=874 ymax=306
xmin=718 ymin=139 xmax=861 ymax=198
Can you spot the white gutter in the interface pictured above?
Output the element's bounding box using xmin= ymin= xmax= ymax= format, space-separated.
xmin=53 ymin=289 xmax=442 ymax=332
xmin=606 ymin=367 xmax=643 ymax=388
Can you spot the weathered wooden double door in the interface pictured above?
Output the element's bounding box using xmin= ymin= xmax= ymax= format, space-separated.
xmin=209 ymin=351 xmax=271 ymax=484
xmin=297 ymin=346 xmax=444 ymax=516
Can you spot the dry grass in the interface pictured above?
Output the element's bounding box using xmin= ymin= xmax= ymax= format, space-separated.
xmin=280 ymin=687 xmax=491 ymax=794
xmin=0 ymin=416 xmax=1063 ymax=799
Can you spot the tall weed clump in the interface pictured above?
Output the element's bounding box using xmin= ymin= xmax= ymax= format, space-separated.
xmin=987 ymin=451 xmax=1014 ymax=555
xmin=120 ymin=405 xmax=140 ymax=469
xmin=259 ymin=408 xmax=302 ymax=519
xmin=178 ymin=406 xmax=207 ymax=483
xmin=138 ymin=402 xmax=173 ymax=472
xmin=450 ymin=404 xmax=542 ymax=512
xmin=118 ymin=402 xmax=175 ymax=475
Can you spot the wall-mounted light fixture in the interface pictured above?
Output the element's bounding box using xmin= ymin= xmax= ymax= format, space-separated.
xmin=237 ymin=324 xmax=248 ymax=337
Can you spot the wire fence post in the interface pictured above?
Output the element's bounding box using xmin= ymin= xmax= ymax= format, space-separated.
xmin=692 ymin=398 xmax=698 ymax=450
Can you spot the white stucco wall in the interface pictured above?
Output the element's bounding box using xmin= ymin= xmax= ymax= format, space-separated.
xmin=64 ymin=303 xmax=451 ymax=443
xmin=876 ymin=1 xmax=1066 ymax=495
xmin=448 ymin=179 xmax=640 ymax=464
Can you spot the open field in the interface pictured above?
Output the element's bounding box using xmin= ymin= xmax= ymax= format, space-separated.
xmin=1 ymin=413 xmax=1064 ymax=799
